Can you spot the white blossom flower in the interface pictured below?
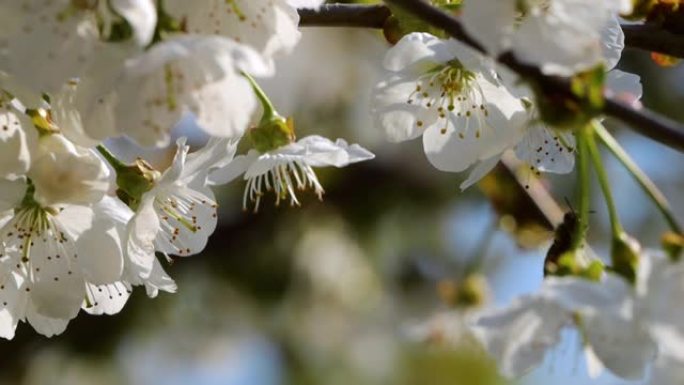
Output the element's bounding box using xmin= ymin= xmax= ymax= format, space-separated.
xmin=164 ymin=0 xmax=317 ymax=59
xmin=462 ymin=0 xmax=626 ymax=76
xmin=373 ymin=33 xmax=526 ymax=187
xmin=57 ymin=35 xmax=272 ymax=148
xmin=470 ymin=274 xmax=657 ymax=379
xmin=0 ymin=187 xmax=132 ymax=338
xmin=125 ymin=137 xmax=236 ymax=280
xmin=208 ymin=135 xmax=375 ymax=211
xmin=0 ymin=0 xmax=156 ymax=95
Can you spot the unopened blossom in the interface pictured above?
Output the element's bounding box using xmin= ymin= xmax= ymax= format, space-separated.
xmin=0 ymin=0 xmax=156 ymax=95
xmin=209 ymin=135 xmax=374 ymax=212
xmin=164 ymin=0 xmax=324 ymax=59
xmin=461 ymin=0 xmax=627 ymax=76
xmin=373 ymin=32 xmax=526 ymax=188
xmin=56 ymin=35 xmax=272 ymax=148
xmin=471 ymin=274 xmax=657 ymax=379
xmin=124 ymin=137 xmax=237 ymax=280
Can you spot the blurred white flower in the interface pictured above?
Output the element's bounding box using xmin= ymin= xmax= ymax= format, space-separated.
xmin=164 ymin=0 xmax=308 ymax=59
xmin=57 ymin=35 xmax=272 ymax=148
xmin=0 ymin=0 xmax=156 ymax=95
xmin=471 ymin=274 xmax=657 ymax=379
xmin=209 ymin=135 xmax=374 ymax=211
xmin=462 ymin=0 xmax=626 ymax=76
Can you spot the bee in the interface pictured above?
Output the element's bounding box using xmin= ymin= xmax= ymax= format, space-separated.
xmin=543 ymin=204 xmax=582 ymax=276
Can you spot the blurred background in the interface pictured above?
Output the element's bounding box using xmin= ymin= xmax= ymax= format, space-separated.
xmin=3 ymin=3 xmax=684 ymax=385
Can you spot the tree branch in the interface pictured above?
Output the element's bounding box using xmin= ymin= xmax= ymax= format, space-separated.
xmin=622 ymin=24 xmax=684 ymax=58
xmin=298 ymin=2 xmax=684 ymax=153
xmin=299 ymin=4 xmax=684 ymax=59
xmin=298 ymin=4 xmax=390 ymax=28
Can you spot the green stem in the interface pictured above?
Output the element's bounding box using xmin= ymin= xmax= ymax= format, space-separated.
xmin=586 ymin=124 xmax=624 ymax=237
xmin=96 ymin=144 xmax=128 ymax=172
xmin=241 ymin=71 xmax=277 ymax=122
xmin=573 ymin=127 xmax=592 ymax=250
xmin=594 ymin=122 xmax=683 ymax=234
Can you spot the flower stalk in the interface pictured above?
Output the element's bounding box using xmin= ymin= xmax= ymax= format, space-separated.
xmin=593 ymin=121 xmax=682 ymax=234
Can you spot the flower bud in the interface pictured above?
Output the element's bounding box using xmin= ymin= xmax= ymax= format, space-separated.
xmin=249 ymin=115 xmax=296 ymax=153
xmin=115 ymin=158 xmax=160 ymax=210
xmin=662 ymin=231 xmax=684 ymax=261
xmin=438 ymin=274 xmax=489 ymax=308
xmin=611 ymin=232 xmax=642 ymax=284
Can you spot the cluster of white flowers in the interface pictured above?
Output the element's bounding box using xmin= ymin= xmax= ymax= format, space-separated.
xmin=0 ymin=0 xmax=374 ymax=338
xmin=369 ymin=0 xmax=684 ymax=381
xmin=1 ymin=1 xmax=682 ymax=380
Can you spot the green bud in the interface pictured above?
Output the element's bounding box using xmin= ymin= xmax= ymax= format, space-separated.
xmin=382 ymin=15 xmax=405 ymax=45
xmin=438 ymin=274 xmax=489 ymax=308
xmin=611 ymin=232 xmax=641 ymax=284
xmin=579 ymin=260 xmax=605 ymax=282
xmin=249 ymin=115 xmax=296 ymax=153
xmin=115 ymin=158 xmax=160 ymax=210
xmin=455 ymin=274 xmax=489 ymax=307
xmin=662 ymin=231 xmax=684 ymax=262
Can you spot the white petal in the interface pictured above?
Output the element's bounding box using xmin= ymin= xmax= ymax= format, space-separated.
xmin=0 ymin=178 xmax=26 ymax=212
xmin=581 ymin=312 xmax=656 ymax=379
xmin=274 ymin=135 xmax=375 ymax=168
xmin=208 ymin=151 xmax=259 ymax=186
xmin=27 ymin=227 xmax=86 ymax=320
xmin=541 ymin=275 xmax=631 ymax=315
xmin=153 ymin=185 xmax=218 ymax=257
xmin=109 ymin=0 xmax=157 ymax=46
xmin=123 ymin=257 xmax=177 ymax=298
xmin=601 ymin=16 xmax=625 ymax=71
xmin=0 ymin=268 xmax=26 ymax=340
xmin=286 ymin=0 xmax=324 ymax=8
xmin=0 ymin=107 xmax=30 ymax=178
xmin=25 ymin=300 xmax=69 ymax=338
xmin=461 ymin=0 xmax=516 ymax=56
xmin=0 ymin=0 xmax=100 ymax=93
xmin=422 ymin=82 xmax=525 ymax=173
xmin=113 ymin=35 xmax=270 ymax=147
xmin=605 ymin=70 xmax=642 ymax=108
xmin=515 ymin=124 xmax=576 ymax=174
xmin=188 ymin=73 xmax=256 ymax=141
xmin=181 ymin=138 xmax=238 ymax=188
xmin=83 ymin=281 xmax=131 ymax=315
xmin=382 ymin=33 xmax=455 ymax=73
xmin=512 ymin=6 xmax=604 ymax=76
xmin=165 ymin=0 xmax=301 ymax=58
xmin=584 ymin=345 xmax=605 ymax=379
xmin=372 ymin=75 xmax=440 ymax=142
xmin=126 ymin=195 xmax=160 ymax=279
xmin=29 ymin=134 xmax=111 ymax=206
xmin=71 ymin=211 xmax=125 ymax=285
xmin=470 ymin=296 xmax=569 ymax=378
xmin=459 ymin=155 xmax=500 ymax=190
